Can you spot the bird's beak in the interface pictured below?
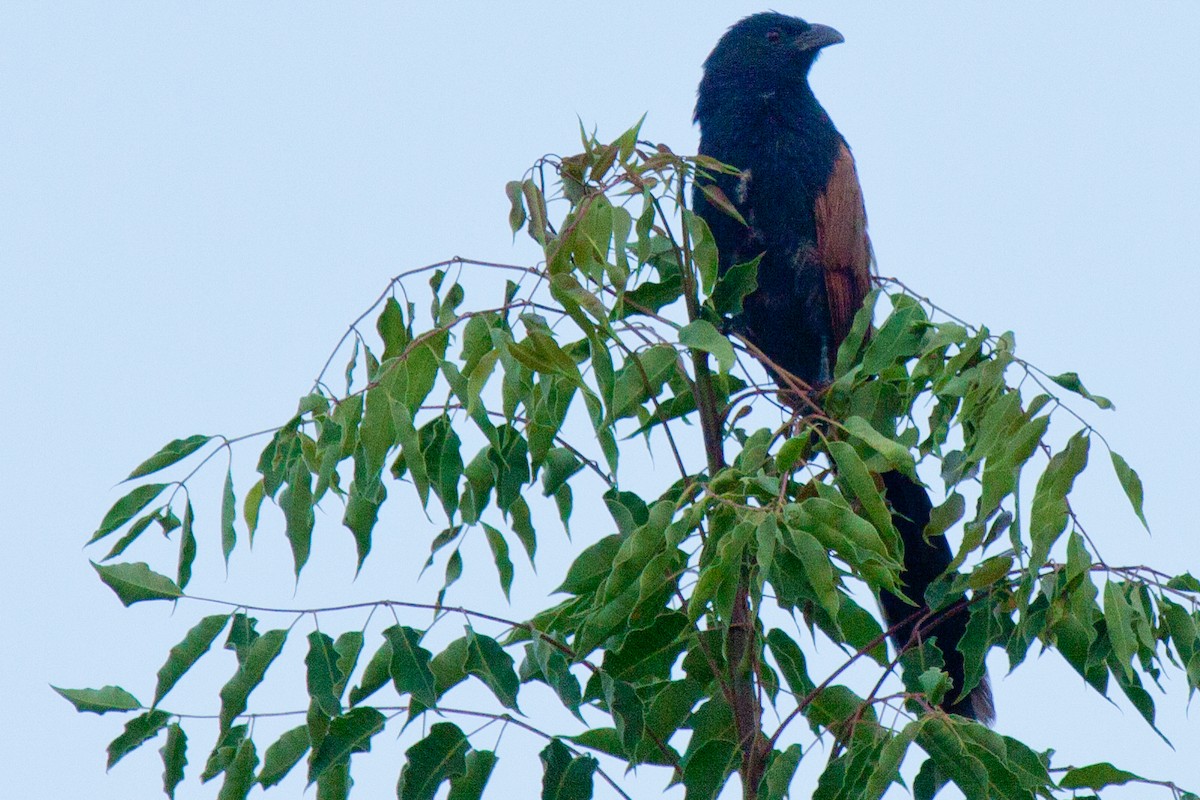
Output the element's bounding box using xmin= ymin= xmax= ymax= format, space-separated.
xmin=794 ymin=23 xmax=844 ymax=52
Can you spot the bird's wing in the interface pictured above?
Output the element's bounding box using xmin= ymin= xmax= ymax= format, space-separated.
xmin=814 ymin=143 xmax=873 ymax=351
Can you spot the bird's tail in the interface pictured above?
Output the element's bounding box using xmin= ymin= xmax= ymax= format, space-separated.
xmin=878 ymin=471 xmax=995 ymax=724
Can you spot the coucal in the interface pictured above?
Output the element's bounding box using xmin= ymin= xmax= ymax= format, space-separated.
xmin=693 ymin=12 xmax=994 ymax=723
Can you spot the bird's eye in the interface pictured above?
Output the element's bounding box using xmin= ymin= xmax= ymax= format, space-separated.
xmin=766 ymin=29 xmax=781 ymax=43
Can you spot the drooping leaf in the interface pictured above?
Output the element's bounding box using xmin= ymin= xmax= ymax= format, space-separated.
xmin=1109 ymin=450 xmax=1149 ymax=531
xmin=176 ymin=500 xmax=196 ymax=590
xmin=154 ymin=614 xmax=230 ymax=707
xmin=126 ymin=436 xmax=213 ymax=480
xmin=348 ymin=639 xmax=392 ymax=706
xmin=466 ymin=628 xmax=520 ymax=710
xmin=53 ymin=684 xmax=141 ymax=715
xmin=215 ymin=737 xmax=258 ymax=800
xmin=201 ymin=724 xmax=247 ymax=783
xmin=89 ymin=483 xmax=170 ymax=544
xmin=396 ymin=722 xmax=470 ymax=800
xmin=710 ymin=255 xmax=760 ymax=318
xmin=601 ymin=674 xmax=644 ymax=758
xmin=449 ymin=750 xmax=498 ymax=800
xmin=306 ymin=631 xmax=344 ymax=717
xmin=221 ymin=468 xmax=237 ymax=565
xmin=679 ymin=319 xmax=735 ymax=373
xmin=1059 ymin=762 xmax=1144 ymax=790
xmin=217 ymin=629 xmax=288 ymax=734
xmin=540 ymin=738 xmax=597 ymax=800
xmin=332 ymin=631 xmax=364 ymax=699
xmin=91 ymin=561 xmax=183 ymax=606
xmin=243 ymin=479 xmax=265 ymax=544
xmin=101 ymin=507 xmax=161 ymax=561
xmin=160 ymin=723 xmax=187 ymax=799
xmin=1048 ymin=371 xmax=1113 ymax=410
xmin=1029 ymin=430 xmax=1090 ymax=570
xmin=258 ymin=725 xmax=310 ymax=788
xmin=308 ymin=707 xmax=385 ymax=784
xmin=760 ymin=744 xmax=803 ymax=800
xmin=384 ymin=625 xmax=438 ymax=708
xmin=280 ymin=463 xmax=315 ymax=577
xmin=107 ymin=709 xmax=171 ymax=769
xmin=482 ymin=523 xmax=514 ymax=599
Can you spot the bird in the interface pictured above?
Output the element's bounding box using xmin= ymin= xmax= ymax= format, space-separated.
xmin=692 ymin=12 xmax=994 ymax=723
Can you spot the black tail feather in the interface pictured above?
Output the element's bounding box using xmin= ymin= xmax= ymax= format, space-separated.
xmin=878 ymin=471 xmax=995 ymax=724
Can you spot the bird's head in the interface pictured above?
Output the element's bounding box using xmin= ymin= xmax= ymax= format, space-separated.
xmin=697 ymin=12 xmax=843 ymax=112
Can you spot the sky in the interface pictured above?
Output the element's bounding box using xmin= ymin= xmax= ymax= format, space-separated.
xmin=2 ymin=2 xmax=1199 ymax=798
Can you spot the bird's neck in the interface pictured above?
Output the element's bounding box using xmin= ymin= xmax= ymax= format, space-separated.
xmin=697 ymin=75 xmax=833 ymax=145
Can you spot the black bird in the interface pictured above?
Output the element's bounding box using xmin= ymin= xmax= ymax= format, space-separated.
xmin=693 ymin=12 xmax=994 ymax=723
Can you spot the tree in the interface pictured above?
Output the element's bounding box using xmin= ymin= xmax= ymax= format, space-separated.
xmin=60 ymin=123 xmax=1200 ymax=800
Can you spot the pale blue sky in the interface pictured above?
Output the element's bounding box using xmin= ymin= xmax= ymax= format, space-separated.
xmin=3 ymin=3 xmax=1198 ymax=798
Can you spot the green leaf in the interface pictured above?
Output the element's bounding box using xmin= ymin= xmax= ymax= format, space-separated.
xmin=217 ymin=629 xmax=288 ymax=733
xmin=710 ymin=255 xmax=760 ymax=317
xmin=89 ymin=483 xmax=170 ymax=544
xmin=828 ymin=440 xmax=896 ymax=554
xmin=864 ymin=719 xmax=916 ymax=800
xmin=682 ymin=739 xmax=738 ymax=800
xmin=281 ymin=463 xmax=315 ymax=577
xmin=52 ymin=684 xmax=141 ymax=714
xmin=1059 ymin=762 xmax=1143 ymax=790
xmin=216 ymin=737 xmax=258 ymax=800
xmin=601 ymin=674 xmax=644 ymax=757
xmin=684 ymin=209 xmax=720 ymax=295
xmin=309 ymin=706 xmax=385 ymax=784
xmin=505 ymin=180 xmax=527 ymax=234
xmin=332 ymin=631 xmax=364 ymax=699
xmin=557 ymin=534 xmax=622 ymax=595
xmin=396 ymin=722 xmax=470 ymax=800
xmin=243 ymin=478 xmax=265 ymax=544
xmin=316 ymin=762 xmax=351 ymax=800
xmin=759 ymin=744 xmax=803 ymax=800
xmin=602 ymin=611 xmax=688 ymax=682
xmin=378 ymin=297 xmax=410 ymax=360
xmin=523 ymin=637 xmax=583 ymax=718
xmin=344 ymin=475 xmax=385 ymax=572
xmin=466 ymin=628 xmax=520 ymax=710
xmin=841 ymin=416 xmax=917 ymax=479
xmin=1104 ymin=582 xmax=1137 ymax=681
xmin=100 ymin=507 xmax=164 ymax=562
xmin=176 ymin=499 xmax=196 ymax=590
xmin=1109 ymin=450 xmax=1149 ymax=530
xmin=1166 ymin=573 xmax=1200 ymax=593
xmin=482 ymin=523 xmax=514 ymax=599
xmin=91 ymin=561 xmax=183 ymax=606
xmin=349 ymin=639 xmax=392 ymax=706
xmin=258 ymin=725 xmax=310 ymax=788
xmin=221 ymin=469 xmax=237 ymax=565
xmin=421 ymin=414 xmax=464 ymax=519
xmin=766 ymin=629 xmax=816 ymax=697
xmin=201 ymin=725 xmax=247 ymax=783
xmin=126 ymin=435 xmax=212 ymax=480
xmin=1048 ymin=371 xmax=1113 ymax=409
xmin=107 ymin=709 xmax=171 ymax=769
xmin=1029 ymin=431 xmax=1090 ymax=569
xmin=385 ymin=625 xmax=438 ymax=708
xmin=160 ymin=723 xmax=187 ymax=799
xmin=449 ymin=750 xmax=498 ymax=800
xmin=540 ymin=738 xmax=597 ymax=800
xmin=306 ymin=632 xmax=344 ymax=717
xmin=679 ymin=319 xmax=735 ymax=373
xmin=154 ymin=614 xmax=229 ymax=707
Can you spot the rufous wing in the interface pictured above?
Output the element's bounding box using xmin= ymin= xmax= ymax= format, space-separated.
xmin=814 ymin=143 xmax=873 ymax=352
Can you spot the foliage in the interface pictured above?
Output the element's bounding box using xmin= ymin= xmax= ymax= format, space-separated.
xmin=62 ymin=122 xmax=1200 ymax=800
